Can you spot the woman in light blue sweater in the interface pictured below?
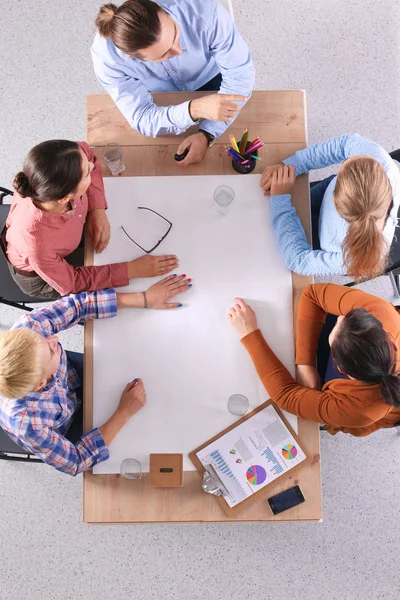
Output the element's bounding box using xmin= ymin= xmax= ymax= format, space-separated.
xmin=260 ymin=134 xmax=400 ymax=278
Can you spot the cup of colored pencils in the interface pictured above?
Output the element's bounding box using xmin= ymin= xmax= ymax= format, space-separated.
xmin=225 ymin=130 xmax=263 ymax=174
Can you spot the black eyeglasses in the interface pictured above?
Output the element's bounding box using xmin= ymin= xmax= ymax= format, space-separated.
xmin=121 ymin=206 xmax=172 ymax=254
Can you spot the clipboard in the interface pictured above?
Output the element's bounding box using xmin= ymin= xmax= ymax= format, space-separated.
xmin=189 ymin=400 xmax=310 ymax=517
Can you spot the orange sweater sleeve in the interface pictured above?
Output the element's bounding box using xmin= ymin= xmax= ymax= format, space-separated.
xmin=241 ymin=329 xmax=388 ymax=426
xmin=295 ymin=283 xmax=396 ymax=365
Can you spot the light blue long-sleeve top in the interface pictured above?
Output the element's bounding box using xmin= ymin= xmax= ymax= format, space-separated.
xmin=91 ymin=0 xmax=255 ymax=138
xmin=270 ymin=134 xmax=400 ymax=276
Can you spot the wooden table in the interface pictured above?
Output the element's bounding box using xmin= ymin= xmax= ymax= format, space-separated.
xmin=84 ymin=90 xmax=322 ymax=523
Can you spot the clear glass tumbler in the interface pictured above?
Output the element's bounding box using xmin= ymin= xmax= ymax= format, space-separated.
xmin=120 ymin=458 xmax=142 ymax=480
xmin=102 ymin=143 xmax=125 ymax=175
xmin=213 ymin=185 xmax=235 ymax=215
xmin=227 ymin=394 xmax=249 ymax=416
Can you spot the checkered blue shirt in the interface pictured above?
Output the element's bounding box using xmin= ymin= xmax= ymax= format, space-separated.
xmin=0 ymin=290 xmax=117 ymax=475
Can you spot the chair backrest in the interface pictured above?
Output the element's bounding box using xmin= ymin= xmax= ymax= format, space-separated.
xmin=0 ymin=425 xmax=28 ymax=455
xmin=0 ymin=190 xmax=45 ymax=304
xmin=218 ymin=0 xmax=234 ymax=20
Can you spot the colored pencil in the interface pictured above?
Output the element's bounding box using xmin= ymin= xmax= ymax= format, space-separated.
xmin=230 ymin=135 xmax=240 ymax=153
xmin=226 ymin=147 xmax=241 ymax=160
xmin=228 ymin=148 xmax=245 ymax=163
xmin=244 ymin=142 xmax=264 ymax=156
xmin=244 ymin=138 xmax=263 ymax=153
xmin=250 ymin=154 xmax=261 ymax=160
xmin=240 ymin=128 xmax=248 ymax=154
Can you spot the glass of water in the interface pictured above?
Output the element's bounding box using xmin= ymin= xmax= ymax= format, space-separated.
xmin=102 ymin=143 xmax=125 ymax=175
xmin=214 ymin=185 xmax=235 ymax=215
xmin=120 ymin=458 xmax=142 ymax=480
xmin=228 ymin=394 xmax=249 ymax=416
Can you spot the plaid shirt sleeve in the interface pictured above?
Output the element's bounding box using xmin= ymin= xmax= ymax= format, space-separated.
xmin=23 ymin=422 xmax=109 ymax=476
xmin=78 ymin=142 xmax=108 ymax=211
xmin=12 ymin=289 xmax=117 ymax=335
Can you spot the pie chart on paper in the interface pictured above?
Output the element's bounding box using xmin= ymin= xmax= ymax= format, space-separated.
xmin=246 ymin=465 xmax=267 ymax=486
xmin=282 ymin=444 xmax=298 ymax=460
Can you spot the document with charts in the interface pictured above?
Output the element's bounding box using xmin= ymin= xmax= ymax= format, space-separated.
xmin=195 ymin=404 xmax=307 ymax=508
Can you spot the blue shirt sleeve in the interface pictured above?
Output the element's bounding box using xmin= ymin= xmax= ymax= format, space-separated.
xmin=270 ymin=194 xmax=346 ymax=276
xmin=283 ymin=133 xmax=394 ymax=176
xmin=91 ymin=44 xmax=196 ymax=137
xmin=12 ymin=289 xmax=118 ymax=336
xmin=200 ymin=2 xmax=255 ymax=138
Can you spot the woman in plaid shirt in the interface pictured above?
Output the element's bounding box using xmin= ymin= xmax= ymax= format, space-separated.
xmin=0 ymin=274 xmax=191 ymax=475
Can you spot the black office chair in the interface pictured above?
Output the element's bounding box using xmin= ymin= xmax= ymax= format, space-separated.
xmin=0 ymin=186 xmax=45 ymax=311
xmin=0 ymin=426 xmax=42 ymax=462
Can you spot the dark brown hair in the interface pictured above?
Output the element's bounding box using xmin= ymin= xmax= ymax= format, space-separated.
xmin=332 ymin=308 xmax=400 ymax=407
xmin=95 ymin=1 xmax=163 ymax=56
xmin=13 ymin=140 xmax=82 ymax=202
xmin=334 ymin=157 xmax=392 ymax=280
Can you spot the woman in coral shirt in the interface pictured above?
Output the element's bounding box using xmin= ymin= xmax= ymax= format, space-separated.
xmin=229 ymin=284 xmax=400 ymax=437
xmin=6 ymin=140 xmax=178 ymax=299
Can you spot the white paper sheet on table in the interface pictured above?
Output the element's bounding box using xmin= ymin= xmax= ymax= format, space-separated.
xmin=92 ymin=174 xmax=298 ymax=473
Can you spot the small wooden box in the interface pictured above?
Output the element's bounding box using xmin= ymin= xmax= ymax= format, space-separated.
xmin=149 ymin=454 xmax=184 ymax=488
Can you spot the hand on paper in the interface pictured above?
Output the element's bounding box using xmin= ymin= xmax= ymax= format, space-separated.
xmin=189 ymin=94 xmax=248 ymax=122
xmin=145 ymin=274 xmax=191 ymax=309
xmin=118 ymin=379 xmax=147 ymax=419
xmin=270 ymin=165 xmax=296 ymax=196
xmin=176 ymin=133 xmax=208 ymax=166
xmin=228 ymin=298 xmax=258 ymax=338
xmin=128 ymin=254 xmax=179 ymax=279
xmin=295 ymin=365 xmax=321 ymax=390
xmin=86 ymin=208 xmax=111 ymax=253
xmin=260 ymin=163 xmax=284 ymax=195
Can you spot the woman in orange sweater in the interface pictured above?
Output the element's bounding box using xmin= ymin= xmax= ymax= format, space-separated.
xmin=228 ymin=284 xmax=400 ymax=436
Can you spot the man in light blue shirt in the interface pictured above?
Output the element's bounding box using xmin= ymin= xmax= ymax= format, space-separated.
xmin=92 ymin=0 xmax=255 ymax=166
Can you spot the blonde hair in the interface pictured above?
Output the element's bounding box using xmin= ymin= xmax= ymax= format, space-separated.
xmin=334 ymin=156 xmax=392 ymax=280
xmin=0 ymin=329 xmax=44 ymax=399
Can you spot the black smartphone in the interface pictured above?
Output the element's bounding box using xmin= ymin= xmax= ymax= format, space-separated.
xmin=267 ymin=485 xmax=305 ymax=515
xmin=174 ymin=148 xmax=190 ymax=162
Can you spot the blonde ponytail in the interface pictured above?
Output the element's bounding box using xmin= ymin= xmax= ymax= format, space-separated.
xmin=334 ymin=156 xmax=392 ymax=280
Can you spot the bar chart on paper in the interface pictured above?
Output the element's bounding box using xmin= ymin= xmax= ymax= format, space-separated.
xmin=207 ymin=450 xmax=248 ymax=505
xmin=262 ymin=447 xmax=284 ymax=476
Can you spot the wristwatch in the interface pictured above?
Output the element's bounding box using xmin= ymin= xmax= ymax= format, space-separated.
xmin=199 ymin=129 xmax=216 ymax=147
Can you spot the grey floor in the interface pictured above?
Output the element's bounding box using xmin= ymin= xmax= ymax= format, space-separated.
xmin=1 ymin=1 xmax=400 ymax=599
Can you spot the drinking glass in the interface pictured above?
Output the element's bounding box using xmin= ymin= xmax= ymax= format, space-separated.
xmin=227 ymin=394 xmax=249 ymax=416
xmin=102 ymin=143 xmax=125 ymax=175
xmin=120 ymin=458 xmax=142 ymax=480
xmin=213 ymin=185 xmax=235 ymax=215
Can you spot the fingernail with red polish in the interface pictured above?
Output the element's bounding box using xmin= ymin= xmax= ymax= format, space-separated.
xmin=187 ymin=278 xmax=192 ymax=282
xmin=181 ymin=274 xmax=186 ymax=277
